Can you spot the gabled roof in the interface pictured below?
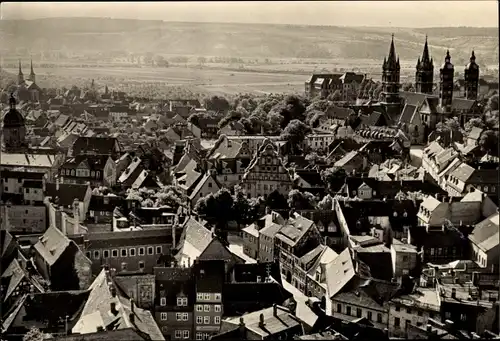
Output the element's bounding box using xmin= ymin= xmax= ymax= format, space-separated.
xmin=276 ymin=213 xmax=316 ymax=248
xmin=324 ymin=248 xmax=356 ymax=299
xmin=468 ymin=127 xmax=484 ymax=140
xmin=71 ymin=136 xmax=119 ymax=156
xmin=469 ymin=213 xmax=499 ymax=252
xmin=73 ymin=269 xmax=165 ymax=340
xmin=398 ymin=104 xmax=419 ymax=124
xmin=175 ymin=217 xmax=213 ymax=263
xmin=450 ymin=163 xmax=476 ymax=182
xmin=188 ymin=173 xmax=221 ymax=199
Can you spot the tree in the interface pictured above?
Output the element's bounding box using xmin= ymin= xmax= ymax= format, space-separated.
xmin=487 ymin=94 xmax=499 ymax=112
xmin=204 ymin=96 xmax=230 ymax=114
xmin=265 ymin=190 xmax=289 ymax=210
xmin=327 ymin=90 xmax=342 ymax=102
xmin=280 ymin=119 xmax=312 ymax=155
xmin=321 ymin=167 xmax=347 ymax=192
xmin=287 ymin=190 xmax=317 ymax=210
xmin=464 ymin=117 xmax=485 ymax=133
xmin=317 ymin=194 xmax=334 ymax=211
xmin=479 ymin=130 xmax=499 ymax=155
xmin=154 ymin=185 xmax=187 ymax=209
xmin=436 ymin=117 xmax=462 ymax=134
xmin=154 ymin=55 xmax=168 ymax=67
xmin=23 ymin=327 xmax=45 ymax=341
xmin=305 ymin=152 xmax=323 ymax=165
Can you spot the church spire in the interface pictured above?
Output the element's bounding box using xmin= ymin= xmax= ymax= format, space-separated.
xmin=29 ymin=57 xmax=36 ymax=83
xmin=17 ymin=60 xmax=24 ymax=85
xmin=422 ymin=35 xmax=431 ymax=63
xmin=387 ymin=34 xmax=397 ymax=65
xmin=18 ymin=60 xmax=23 ymax=75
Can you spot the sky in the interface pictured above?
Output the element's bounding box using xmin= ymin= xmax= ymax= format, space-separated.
xmin=1 ymin=1 xmax=498 ymax=28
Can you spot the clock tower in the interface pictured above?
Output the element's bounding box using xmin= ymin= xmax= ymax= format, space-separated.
xmin=439 ymin=50 xmax=454 ymax=113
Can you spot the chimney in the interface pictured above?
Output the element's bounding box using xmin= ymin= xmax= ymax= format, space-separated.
xmin=451 ymin=288 xmax=456 ymax=299
xmin=187 ymin=257 xmax=191 ymax=267
xmin=110 ymin=302 xmax=118 ymax=315
xmin=427 ymin=325 xmax=432 ymax=332
xmin=265 ymin=206 xmax=271 ymax=215
xmin=96 ymin=326 xmax=105 ymax=332
xmin=444 ymin=319 xmax=454 ymax=329
xmin=172 ymin=225 xmax=176 ymax=249
xmin=238 ymin=317 xmax=245 ymax=336
xmin=273 ymin=304 xmax=277 ymax=317
xmin=73 ymin=198 xmax=80 ymax=223
xmin=258 ymin=313 xmax=266 ymax=329
xmin=110 ymin=285 xmax=117 ymax=297
xmin=130 ymin=298 xmax=135 ymax=314
xmin=56 ymin=177 xmax=60 ymax=191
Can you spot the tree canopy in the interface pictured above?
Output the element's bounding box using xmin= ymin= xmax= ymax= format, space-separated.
xmin=280 ymin=119 xmax=312 ymax=154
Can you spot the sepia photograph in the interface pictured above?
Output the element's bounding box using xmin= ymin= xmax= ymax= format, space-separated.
xmin=0 ymin=1 xmax=499 ymax=340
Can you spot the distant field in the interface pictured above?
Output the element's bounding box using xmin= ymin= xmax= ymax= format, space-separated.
xmin=4 ymin=65 xmax=308 ymax=95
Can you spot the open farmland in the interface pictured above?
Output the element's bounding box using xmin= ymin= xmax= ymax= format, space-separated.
xmin=3 ymin=65 xmax=307 ymax=95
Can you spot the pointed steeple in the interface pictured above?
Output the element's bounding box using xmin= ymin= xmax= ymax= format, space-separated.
xmin=29 ymin=57 xmax=36 ymax=83
xmin=470 ymin=50 xmax=476 ymax=62
xmin=17 ymin=60 xmax=24 ymax=85
xmin=422 ymin=35 xmax=431 ymax=63
xmin=30 ymin=58 xmax=34 ymax=74
xmin=445 ymin=50 xmax=451 ymax=62
xmin=387 ymin=34 xmax=397 ymax=65
xmin=18 ymin=60 xmax=23 ymax=75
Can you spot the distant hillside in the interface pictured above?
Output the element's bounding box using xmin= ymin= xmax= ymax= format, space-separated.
xmin=1 ymin=18 xmax=498 ymax=65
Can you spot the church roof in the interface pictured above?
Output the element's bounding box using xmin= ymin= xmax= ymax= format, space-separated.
xmin=3 ymin=96 xmax=25 ymax=128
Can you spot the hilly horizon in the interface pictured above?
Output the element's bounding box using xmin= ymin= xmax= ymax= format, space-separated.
xmin=1 ymin=17 xmax=498 ymax=65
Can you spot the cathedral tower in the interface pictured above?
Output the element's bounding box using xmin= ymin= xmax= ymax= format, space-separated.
xmin=17 ymin=60 xmax=24 ymax=85
xmin=415 ymin=36 xmax=434 ymax=94
xmin=2 ymin=94 xmax=27 ymax=151
xmin=464 ymin=50 xmax=479 ymax=100
xmin=439 ymin=50 xmax=454 ymax=112
xmin=29 ymin=58 xmax=36 ymax=84
xmin=381 ymin=34 xmax=402 ymax=119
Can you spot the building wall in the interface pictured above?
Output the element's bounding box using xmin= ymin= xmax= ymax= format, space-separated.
xmin=118 ymin=274 xmax=155 ymax=309
xmin=194 ymin=292 xmax=223 ymax=338
xmin=242 ymin=230 xmax=259 ymax=260
xmin=85 ymin=242 xmax=170 ymax=275
xmin=23 ymin=186 xmax=44 ymax=203
xmin=0 ymin=205 xmax=47 ymax=233
xmin=258 ymin=233 xmax=275 ymax=262
xmin=332 ymin=299 xmax=388 ymax=330
xmin=388 ymin=302 xmax=440 ymax=337
xmin=190 ymin=176 xmax=220 ymax=208
xmin=391 ymin=248 xmax=418 ymax=278
xmin=155 ymin=310 xmax=193 ymax=340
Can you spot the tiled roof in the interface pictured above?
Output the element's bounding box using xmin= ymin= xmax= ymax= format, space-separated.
xmin=72 ymin=136 xmax=119 ymax=156
xmin=118 ymin=157 xmax=143 ymax=184
xmin=468 ymin=127 xmax=484 ymax=140
xmin=334 ymin=151 xmax=360 ymax=168
xmin=334 ymin=277 xmax=400 ymax=310
xmin=452 ymin=98 xmax=475 ymax=111
xmin=300 ymin=245 xmax=326 ymax=267
xmin=276 ymin=214 xmax=316 ymax=248
xmin=0 ymin=230 xmax=15 ymax=259
xmin=398 ymin=104 xmax=418 ymax=124
xmin=325 ymin=248 xmax=356 ymax=298
xmin=450 ymin=163 xmax=476 ymax=182
xmin=175 ymin=217 xmax=213 ymax=262
xmin=0 ymin=153 xmax=57 ymax=168
xmin=73 ymin=269 xmax=165 ymax=340
xmin=33 ymin=226 xmax=71 ymax=266
xmin=469 ymin=213 xmax=499 ymax=251
xmin=1 ymin=170 xmax=45 ymax=180
xmin=188 ymin=173 xmax=220 ymax=199
xmin=62 ymin=155 xmax=110 ymax=171
xmin=225 ymin=305 xmax=301 ymax=337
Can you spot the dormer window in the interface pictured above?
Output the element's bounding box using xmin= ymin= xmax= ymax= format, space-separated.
xmin=393 ymin=212 xmax=398 ymax=218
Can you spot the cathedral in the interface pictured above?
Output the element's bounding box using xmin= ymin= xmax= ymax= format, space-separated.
xmin=7 ymin=59 xmax=42 ymax=103
xmin=380 ymin=34 xmax=481 ymax=129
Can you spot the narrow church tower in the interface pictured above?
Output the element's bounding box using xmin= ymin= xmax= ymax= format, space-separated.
xmin=17 ymin=60 xmax=24 ymax=85
xmin=415 ymin=36 xmax=434 ymax=94
xmin=464 ymin=51 xmax=479 ymax=100
xmin=29 ymin=58 xmax=36 ymax=83
xmin=439 ymin=50 xmax=454 ymax=113
xmin=381 ymin=34 xmax=402 ymax=119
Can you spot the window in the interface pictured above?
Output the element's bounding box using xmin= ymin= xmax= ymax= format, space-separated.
xmin=445 ymin=312 xmax=451 ymax=319
xmin=214 ymin=316 xmax=220 ymax=324
xmin=138 ymin=247 xmax=145 ymax=256
xmin=121 ymin=249 xmax=128 ymax=257
xmin=406 ymin=308 xmax=411 ymax=314
xmin=182 ymin=331 xmax=189 ymax=339
xmin=103 ymin=250 xmax=109 ymax=258
xmin=215 ymin=305 xmax=221 ymax=312
xmin=160 ymin=297 xmax=166 ymax=306
xmin=161 ymin=312 xmax=167 ymax=321
xmin=182 ymin=313 xmax=188 ymax=321
xmin=121 ymin=262 xmax=127 ymax=271
xmin=197 ymin=316 xmax=203 ymax=324
xmin=85 ymin=251 xmax=91 ymax=259
xmin=204 ymin=316 xmax=210 ymax=324
xmin=204 ymin=305 xmax=210 ymax=312
xmin=93 ymin=250 xmax=100 ymax=259
xmin=129 ymin=248 xmax=136 ymax=257
xmin=204 ymin=293 xmax=210 ymax=300
xmin=197 ymin=293 xmax=204 ymax=301
xmin=367 ymin=311 xmax=372 ymax=321
xmin=214 ymin=293 xmax=221 ymax=300
xmin=208 ymin=182 xmax=212 ymax=188
xmin=139 ymin=261 xmax=145 ymax=269
xmin=395 ymin=317 xmax=401 ymax=327
xmin=156 ymin=246 xmax=162 ymax=254
xmin=196 ymin=305 xmax=203 ymax=312
xmin=147 ymin=246 xmax=154 ymax=255
xmin=176 ymin=313 xmax=182 ymax=321
xmin=377 ymin=313 xmax=382 ymax=323
xmin=346 ymin=306 xmax=351 ymax=316
xmin=177 ymin=297 xmax=188 ymax=306
xmin=395 ymin=306 xmax=400 ymax=312
xmin=175 ymin=330 xmax=182 ymax=339
xmin=417 ymin=310 xmax=423 ymax=317
xmin=406 ymin=320 xmax=411 ymax=328
xmin=460 ymin=313 xmax=466 ymax=321
xmin=112 ymin=249 xmax=118 ymax=257
xmin=196 ymin=333 xmax=203 ymax=340
xmin=356 ymin=308 xmax=362 ymax=317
